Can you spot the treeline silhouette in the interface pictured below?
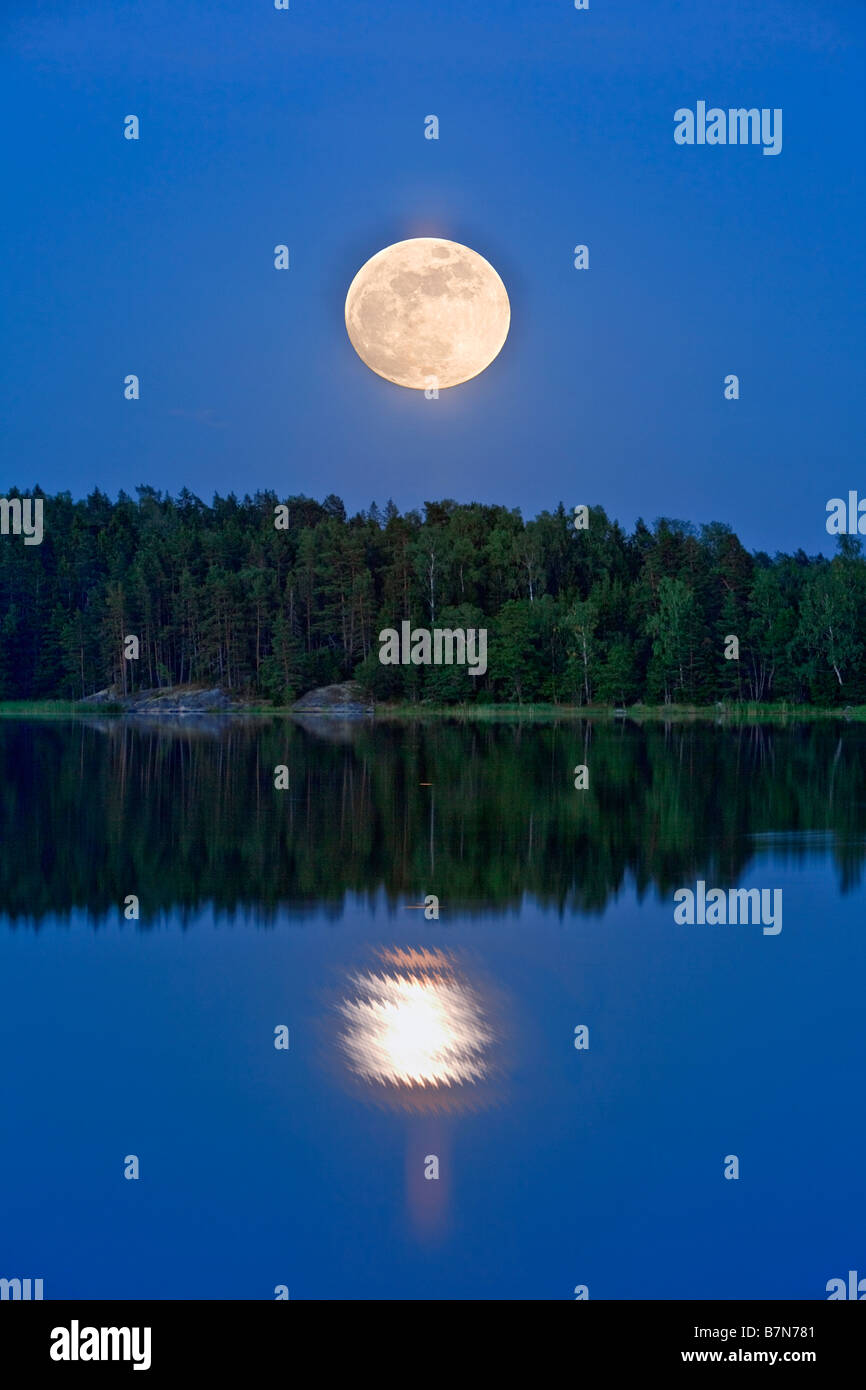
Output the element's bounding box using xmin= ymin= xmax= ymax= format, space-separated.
xmin=1 ymin=719 xmax=864 ymax=924
xmin=1 ymin=487 xmax=864 ymax=705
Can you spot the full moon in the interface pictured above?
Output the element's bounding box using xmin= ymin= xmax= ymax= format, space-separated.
xmin=344 ymin=237 xmax=510 ymax=390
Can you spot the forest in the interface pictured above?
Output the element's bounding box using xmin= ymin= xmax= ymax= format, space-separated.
xmin=0 ymin=485 xmax=863 ymax=707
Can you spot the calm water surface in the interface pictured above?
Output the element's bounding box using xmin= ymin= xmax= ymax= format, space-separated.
xmin=1 ymin=717 xmax=864 ymax=1299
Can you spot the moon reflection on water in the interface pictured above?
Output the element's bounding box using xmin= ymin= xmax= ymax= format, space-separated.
xmin=333 ymin=947 xmax=503 ymax=1114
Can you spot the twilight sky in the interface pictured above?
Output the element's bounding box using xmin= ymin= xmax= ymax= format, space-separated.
xmin=2 ymin=0 xmax=863 ymax=553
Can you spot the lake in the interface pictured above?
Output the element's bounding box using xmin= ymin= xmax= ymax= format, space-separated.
xmin=1 ymin=715 xmax=864 ymax=1299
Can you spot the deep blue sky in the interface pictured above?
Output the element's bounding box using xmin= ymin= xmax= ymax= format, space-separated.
xmin=2 ymin=0 xmax=864 ymax=553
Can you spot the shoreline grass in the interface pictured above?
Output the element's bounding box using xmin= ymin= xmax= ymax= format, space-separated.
xmin=2 ymin=698 xmax=866 ymax=723
xmin=0 ymin=700 xmax=113 ymax=717
xmin=368 ymin=701 xmax=866 ymax=723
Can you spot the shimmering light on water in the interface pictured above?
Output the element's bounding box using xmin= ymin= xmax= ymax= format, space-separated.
xmin=337 ymin=949 xmax=494 ymax=1092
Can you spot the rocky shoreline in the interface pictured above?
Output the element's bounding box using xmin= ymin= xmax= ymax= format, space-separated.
xmin=290 ymin=682 xmax=373 ymax=717
xmin=82 ymin=686 xmax=242 ymax=713
xmin=80 ymin=681 xmax=373 ymax=717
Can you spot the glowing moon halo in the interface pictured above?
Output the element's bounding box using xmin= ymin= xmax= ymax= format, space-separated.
xmin=344 ymin=237 xmax=510 ymax=390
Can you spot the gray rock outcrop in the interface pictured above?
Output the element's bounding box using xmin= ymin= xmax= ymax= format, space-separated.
xmin=291 ymin=682 xmax=373 ymax=717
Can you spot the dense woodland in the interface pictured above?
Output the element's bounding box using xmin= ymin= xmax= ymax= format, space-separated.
xmin=0 ymin=486 xmax=864 ymax=706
